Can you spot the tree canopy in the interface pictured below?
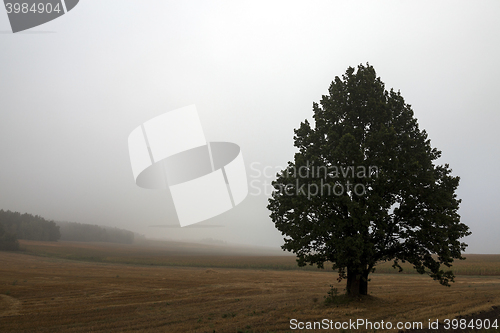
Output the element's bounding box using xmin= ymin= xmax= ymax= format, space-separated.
xmin=267 ymin=63 xmax=470 ymax=296
xmin=56 ymin=221 xmax=134 ymax=244
xmin=0 ymin=209 xmax=60 ymax=242
xmin=0 ymin=222 xmax=19 ymax=251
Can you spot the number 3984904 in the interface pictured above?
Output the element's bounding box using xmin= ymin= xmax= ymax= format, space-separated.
xmin=5 ymin=3 xmax=62 ymax=14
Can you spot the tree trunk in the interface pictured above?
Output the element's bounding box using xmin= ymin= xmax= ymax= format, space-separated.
xmin=360 ymin=271 xmax=368 ymax=295
xmin=346 ymin=269 xmax=368 ymax=296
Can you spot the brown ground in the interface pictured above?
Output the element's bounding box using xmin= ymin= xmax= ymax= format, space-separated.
xmin=16 ymin=240 xmax=500 ymax=276
xmin=0 ymin=247 xmax=499 ymax=332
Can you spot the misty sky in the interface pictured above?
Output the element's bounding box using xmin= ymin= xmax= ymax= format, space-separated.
xmin=1 ymin=1 xmax=499 ymax=253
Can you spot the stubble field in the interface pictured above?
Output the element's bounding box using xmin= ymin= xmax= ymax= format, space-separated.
xmin=0 ymin=240 xmax=499 ymax=332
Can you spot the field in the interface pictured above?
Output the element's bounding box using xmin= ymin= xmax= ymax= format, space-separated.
xmin=14 ymin=240 xmax=500 ymax=276
xmin=0 ymin=240 xmax=499 ymax=332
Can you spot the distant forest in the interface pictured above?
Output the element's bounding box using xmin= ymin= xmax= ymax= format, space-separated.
xmin=56 ymin=221 xmax=134 ymax=244
xmin=0 ymin=209 xmax=60 ymax=243
xmin=0 ymin=221 xmax=20 ymax=250
xmin=0 ymin=209 xmax=135 ymax=251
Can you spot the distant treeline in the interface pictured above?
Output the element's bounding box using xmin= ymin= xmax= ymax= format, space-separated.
xmin=0 ymin=209 xmax=136 ymax=251
xmin=56 ymin=221 xmax=134 ymax=244
xmin=0 ymin=210 xmax=61 ymax=245
xmin=0 ymin=222 xmax=19 ymax=250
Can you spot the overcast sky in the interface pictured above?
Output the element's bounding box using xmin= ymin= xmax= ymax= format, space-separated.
xmin=1 ymin=1 xmax=499 ymax=253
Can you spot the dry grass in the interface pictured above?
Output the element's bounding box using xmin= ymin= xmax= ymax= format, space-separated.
xmin=17 ymin=240 xmax=500 ymax=276
xmin=0 ymin=241 xmax=499 ymax=332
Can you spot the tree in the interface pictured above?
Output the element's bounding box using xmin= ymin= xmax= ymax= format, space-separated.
xmin=56 ymin=221 xmax=134 ymax=244
xmin=0 ymin=210 xmax=61 ymax=242
xmin=0 ymin=222 xmax=20 ymax=251
xmin=267 ymin=63 xmax=470 ymax=296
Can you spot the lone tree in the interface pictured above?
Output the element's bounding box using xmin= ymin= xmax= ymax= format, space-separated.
xmin=268 ymin=63 xmax=470 ymax=296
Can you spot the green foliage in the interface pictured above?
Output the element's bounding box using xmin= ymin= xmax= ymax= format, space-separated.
xmin=0 ymin=209 xmax=60 ymax=242
xmin=324 ymin=285 xmax=338 ymax=304
xmin=324 ymin=285 xmax=350 ymax=305
xmin=56 ymin=221 xmax=134 ymax=244
xmin=268 ymin=63 xmax=471 ymax=295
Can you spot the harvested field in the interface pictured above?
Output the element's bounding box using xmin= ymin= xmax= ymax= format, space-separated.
xmin=0 ymin=242 xmax=499 ymax=332
xmin=17 ymin=240 xmax=500 ymax=276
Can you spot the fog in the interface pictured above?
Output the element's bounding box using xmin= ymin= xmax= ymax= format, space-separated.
xmin=1 ymin=1 xmax=499 ymax=253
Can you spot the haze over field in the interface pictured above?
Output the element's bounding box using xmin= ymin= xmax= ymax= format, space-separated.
xmin=1 ymin=1 xmax=499 ymax=252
